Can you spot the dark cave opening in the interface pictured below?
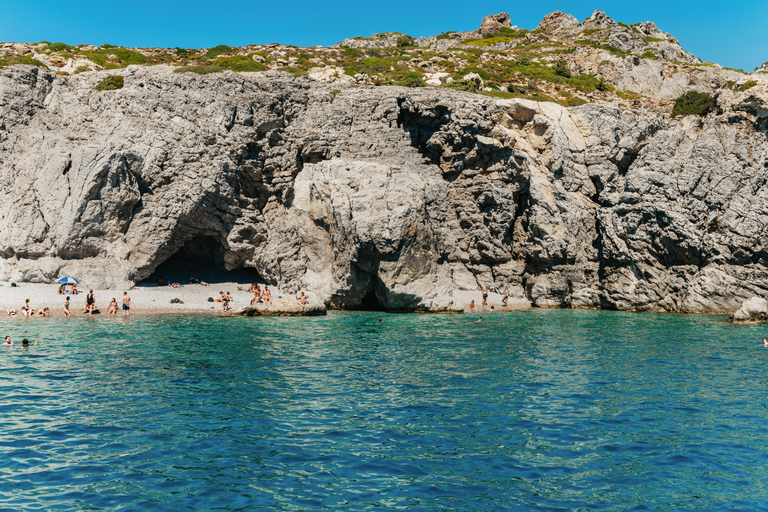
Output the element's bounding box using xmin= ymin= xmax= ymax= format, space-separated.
xmin=360 ymin=285 xmax=386 ymax=311
xmin=141 ymin=236 xmax=264 ymax=286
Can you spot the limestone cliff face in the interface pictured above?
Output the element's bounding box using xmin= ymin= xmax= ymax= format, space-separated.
xmin=1 ymin=65 xmax=767 ymax=312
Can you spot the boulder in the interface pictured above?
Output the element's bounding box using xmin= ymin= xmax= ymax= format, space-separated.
xmin=462 ymin=72 xmax=484 ymax=89
xmin=479 ymin=13 xmax=512 ymax=36
xmin=730 ymin=297 xmax=768 ymax=322
xmin=582 ymin=10 xmax=616 ymax=26
xmin=536 ymin=11 xmax=579 ymax=32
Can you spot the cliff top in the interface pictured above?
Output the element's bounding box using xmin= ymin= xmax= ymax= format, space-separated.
xmin=1 ymin=9 xmax=766 ymax=115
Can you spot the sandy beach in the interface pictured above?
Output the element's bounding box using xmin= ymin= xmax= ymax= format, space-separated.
xmin=0 ymin=280 xmax=531 ymax=317
xmin=0 ymin=280 xmax=308 ymax=317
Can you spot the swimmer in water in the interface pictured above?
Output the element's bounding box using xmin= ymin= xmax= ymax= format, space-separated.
xmin=21 ymin=338 xmax=29 ymax=348
xmin=4 ymin=336 xmax=12 ymax=346
xmin=469 ymin=317 xmax=482 ymax=324
xmin=763 ymin=338 xmax=768 ymax=347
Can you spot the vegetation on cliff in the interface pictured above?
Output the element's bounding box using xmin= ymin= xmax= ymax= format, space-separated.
xmin=0 ymin=10 xmax=763 ymax=116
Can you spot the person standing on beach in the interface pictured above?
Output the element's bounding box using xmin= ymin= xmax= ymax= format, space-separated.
xmin=84 ymin=290 xmax=95 ymax=315
xmin=63 ymin=296 xmax=71 ymax=317
xmin=122 ymin=292 xmax=131 ymax=316
xmin=482 ymin=285 xmax=488 ymax=307
xmin=502 ymin=287 xmax=509 ymax=308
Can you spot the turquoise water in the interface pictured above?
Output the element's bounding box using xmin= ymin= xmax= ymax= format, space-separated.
xmin=1 ymin=310 xmax=767 ymax=511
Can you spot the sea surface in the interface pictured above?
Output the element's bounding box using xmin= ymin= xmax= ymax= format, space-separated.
xmin=1 ymin=309 xmax=767 ymax=511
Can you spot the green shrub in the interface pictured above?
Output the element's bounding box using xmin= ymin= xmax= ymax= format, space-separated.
xmin=641 ymin=50 xmax=658 ymax=60
xmin=74 ymin=66 xmax=91 ymax=74
xmin=173 ymin=66 xmax=225 ymax=75
xmin=507 ymin=84 xmax=528 ymax=94
xmin=48 ymin=42 xmax=74 ymax=52
xmin=111 ymin=48 xmax=148 ymax=66
xmin=0 ymin=55 xmax=48 ymax=68
xmin=617 ymin=90 xmax=641 ymax=100
xmin=580 ymin=28 xmax=601 ymax=37
xmin=93 ymin=75 xmax=124 ymax=90
xmin=596 ymin=80 xmax=611 ymax=92
xmin=343 ymin=47 xmax=361 ymax=57
xmin=206 ymin=45 xmax=233 ymax=58
xmin=554 ymin=60 xmax=571 ymax=78
xmin=737 ymin=80 xmax=758 ymax=92
xmin=671 ymin=91 xmax=715 ymax=117
xmin=393 ymin=71 xmax=425 ymax=87
xmin=330 ymin=89 xmax=341 ymax=95
xmin=396 ymin=35 xmax=415 ymax=47
xmin=436 ymin=31 xmax=458 ymax=40
xmin=644 ymin=36 xmax=665 ymax=43
xmin=565 ymin=97 xmax=588 ymax=106
xmin=444 ymin=79 xmax=478 ymax=92
xmin=212 ymin=55 xmax=265 ymax=72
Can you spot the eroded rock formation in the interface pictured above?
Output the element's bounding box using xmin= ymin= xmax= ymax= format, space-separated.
xmin=1 ymin=64 xmax=767 ymax=312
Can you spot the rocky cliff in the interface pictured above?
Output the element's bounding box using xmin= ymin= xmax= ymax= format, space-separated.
xmin=1 ymin=63 xmax=767 ymax=312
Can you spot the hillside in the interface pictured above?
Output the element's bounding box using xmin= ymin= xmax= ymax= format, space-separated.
xmin=1 ymin=10 xmax=766 ymax=115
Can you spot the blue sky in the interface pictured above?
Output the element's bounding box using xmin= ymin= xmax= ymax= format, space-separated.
xmin=1 ymin=0 xmax=766 ymax=71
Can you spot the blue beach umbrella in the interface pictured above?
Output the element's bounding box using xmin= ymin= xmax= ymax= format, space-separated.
xmin=56 ymin=276 xmax=80 ymax=284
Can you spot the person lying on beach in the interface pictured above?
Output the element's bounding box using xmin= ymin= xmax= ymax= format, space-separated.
xmin=107 ymin=298 xmax=118 ymax=315
xmin=171 ymin=283 xmax=181 ymax=289
xmin=262 ymin=286 xmax=272 ymax=306
xmin=214 ymin=291 xmax=226 ymax=302
xmin=34 ymin=307 xmax=50 ymax=317
xmin=200 ymin=281 xmax=209 ymax=286
xmin=7 ymin=309 xmax=17 ymax=316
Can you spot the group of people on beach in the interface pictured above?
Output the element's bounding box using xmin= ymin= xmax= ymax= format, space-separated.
xmin=249 ymin=284 xmax=273 ymax=307
xmin=8 ymin=298 xmax=51 ymax=317
xmin=57 ymin=283 xmax=78 ymax=295
xmin=74 ymin=290 xmax=131 ymax=316
xmin=469 ymin=285 xmax=510 ymax=311
xmin=7 ymin=289 xmax=131 ymax=318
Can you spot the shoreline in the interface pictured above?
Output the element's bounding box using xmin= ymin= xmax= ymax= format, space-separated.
xmin=0 ymin=281 xmax=536 ymax=318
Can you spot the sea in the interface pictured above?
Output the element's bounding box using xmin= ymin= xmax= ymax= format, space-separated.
xmin=1 ymin=309 xmax=767 ymax=511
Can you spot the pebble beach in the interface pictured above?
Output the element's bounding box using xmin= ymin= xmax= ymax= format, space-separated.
xmin=0 ymin=281 xmax=301 ymax=316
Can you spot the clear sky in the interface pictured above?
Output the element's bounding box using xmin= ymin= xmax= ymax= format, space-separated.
xmin=1 ymin=0 xmax=766 ymax=71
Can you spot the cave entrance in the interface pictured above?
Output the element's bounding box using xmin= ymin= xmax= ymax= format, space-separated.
xmin=141 ymin=236 xmax=264 ymax=286
xmin=360 ymin=285 xmax=386 ymax=311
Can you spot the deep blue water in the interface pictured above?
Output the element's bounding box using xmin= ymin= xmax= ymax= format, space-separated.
xmin=1 ymin=310 xmax=768 ymax=511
